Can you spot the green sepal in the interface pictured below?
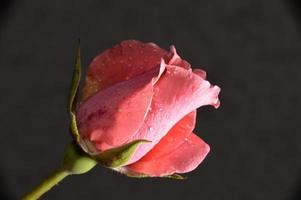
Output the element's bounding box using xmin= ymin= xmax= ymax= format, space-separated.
xmin=94 ymin=140 xmax=150 ymax=168
xmin=118 ymin=169 xmax=149 ymax=178
xmin=122 ymin=170 xmax=186 ymax=180
xmin=68 ymin=40 xmax=82 ymax=143
xmin=124 ymin=173 xmax=149 ymax=178
xmin=163 ymin=174 xmax=186 ymax=180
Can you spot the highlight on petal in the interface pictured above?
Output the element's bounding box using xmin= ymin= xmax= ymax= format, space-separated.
xmin=76 ymin=66 xmax=165 ymax=153
xmin=125 ymin=111 xmax=210 ymax=177
xmin=81 ymin=40 xmax=167 ymax=101
xmin=126 ymin=64 xmax=220 ymax=164
xmin=151 ymin=59 xmax=166 ymax=85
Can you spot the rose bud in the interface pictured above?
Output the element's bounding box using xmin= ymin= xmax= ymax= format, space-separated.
xmin=73 ymin=40 xmax=220 ymax=178
xmin=22 ymin=40 xmax=221 ymax=200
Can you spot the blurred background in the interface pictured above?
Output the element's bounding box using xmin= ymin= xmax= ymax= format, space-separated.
xmin=0 ymin=0 xmax=300 ymax=199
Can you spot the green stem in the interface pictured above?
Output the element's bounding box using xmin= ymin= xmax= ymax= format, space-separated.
xmin=21 ymin=168 xmax=70 ymax=200
xmin=21 ymin=143 xmax=97 ymax=200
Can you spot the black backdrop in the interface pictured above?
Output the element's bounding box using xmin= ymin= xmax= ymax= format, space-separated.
xmin=0 ymin=0 xmax=301 ymax=200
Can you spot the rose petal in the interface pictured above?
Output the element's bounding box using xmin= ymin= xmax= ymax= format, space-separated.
xmin=193 ymin=68 xmax=207 ymax=79
xmin=126 ymin=63 xmax=220 ymax=164
xmin=76 ymin=65 xmax=165 ymax=152
xmin=134 ymin=110 xmax=196 ymax=159
xmin=126 ymin=113 xmax=209 ymax=176
xmin=164 ymin=45 xmax=191 ymax=69
xmin=81 ymin=40 xmax=167 ymax=101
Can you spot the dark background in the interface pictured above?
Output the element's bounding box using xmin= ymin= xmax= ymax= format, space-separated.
xmin=0 ymin=0 xmax=300 ymax=199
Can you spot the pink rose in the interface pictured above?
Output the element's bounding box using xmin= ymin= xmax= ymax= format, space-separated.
xmin=76 ymin=40 xmax=220 ymax=177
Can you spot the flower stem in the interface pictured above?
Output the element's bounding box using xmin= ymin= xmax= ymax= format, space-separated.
xmin=21 ymin=168 xmax=70 ymax=200
xmin=21 ymin=142 xmax=97 ymax=199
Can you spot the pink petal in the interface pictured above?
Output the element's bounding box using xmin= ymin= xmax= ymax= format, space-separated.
xmin=126 ymin=111 xmax=209 ymax=176
xmin=81 ymin=40 xmax=167 ymax=101
xmin=135 ymin=111 xmax=196 ymax=158
xmin=126 ymin=63 xmax=220 ymax=164
xmin=164 ymin=45 xmax=191 ymax=69
xmin=193 ymin=68 xmax=207 ymax=79
xmin=76 ymin=65 xmax=165 ymax=152
xmin=126 ymin=133 xmax=209 ymax=176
